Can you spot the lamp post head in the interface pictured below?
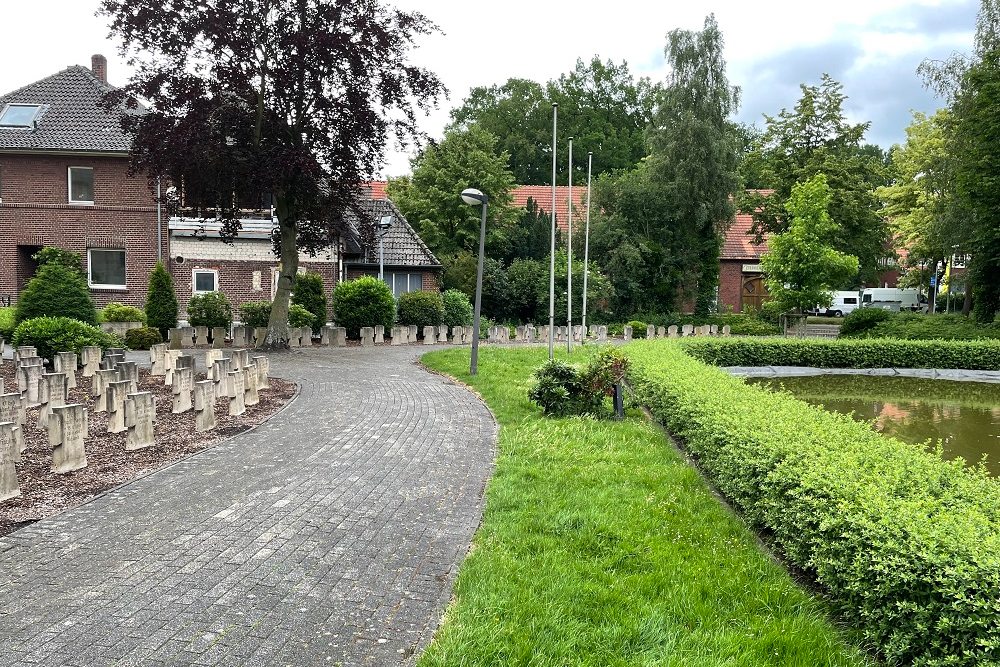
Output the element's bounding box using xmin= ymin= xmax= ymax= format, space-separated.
xmin=377 ymin=214 xmax=393 ymax=237
xmin=461 ymin=188 xmax=487 ymax=206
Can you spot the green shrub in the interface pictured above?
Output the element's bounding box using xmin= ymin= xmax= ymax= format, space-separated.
xmin=839 ymin=307 xmax=894 ymax=337
xmin=848 ymin=312 xmax=1000 ymax=341
xmin=627 ymin=340 xmax=1000 ymax=666
xmin=442 ymin=289 xmax=473 ymax=327
xmin=627 ymin=320 xmax=648 ymax=338
xmin=678 ymin=336 xmax=1000 ymax=370
xmin=528 ymin=349 xmax=630 ymax=417
xmin=0 ymin=307 xmax=14 ymax=341
xmin=145 ymin=262 xmax=178 ymax=337
xmin=100 ymin=302 xmax=146 ymax=323
xmin=32 ymin=246 xmax=84 ymax=277
xmin=12 ymin=317 xmax=120 ymax=360
xmin=398 ymin=290 xmax=445 ymax=329
xmin=239 ymin=300 xmax=272 ymax=328
xmin=124 ymin=326 xmax=163 ymax=350
xmin=331 ymin=276 xmax=395 ymax=339
xmin=288 ymin=304 xmax=315 ymax=328
xmin=187 ymin=292 xmax=233 ymax=329
xmin=756 ymin=300 xmax=785 ymax=325
xmin=15 ymin=263 xmax=98 ymax=326
xmin=292 ymin=272 xmax=328 ymax=333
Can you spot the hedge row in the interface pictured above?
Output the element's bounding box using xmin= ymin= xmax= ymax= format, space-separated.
xmin=626 ymin=341 xmax=1000 ymax=666
xmin=680 ymin=336 xmax=1000 ymax=370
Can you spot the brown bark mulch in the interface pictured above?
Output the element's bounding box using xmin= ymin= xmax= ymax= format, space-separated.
xmin=0 ymin=361 xmax=296 ymax=537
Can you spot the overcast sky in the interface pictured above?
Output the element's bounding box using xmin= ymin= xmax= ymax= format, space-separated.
xmin=0 ymin=0 xmax=979 ymax=178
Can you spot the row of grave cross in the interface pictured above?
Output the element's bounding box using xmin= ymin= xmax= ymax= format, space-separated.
xmin=0 ymin=339 xmax=270 ymax=504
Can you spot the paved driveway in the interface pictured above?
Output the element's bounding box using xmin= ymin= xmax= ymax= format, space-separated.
xmin=0 ymin=346 xmax=495 ymax=666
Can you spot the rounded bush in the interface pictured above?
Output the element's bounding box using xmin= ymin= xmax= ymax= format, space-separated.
xmin=331 ymin=276 xmax=395 ymax=339
xmin=145 ymin=262 xmax=179 ymax=337
xmin=239 ymin=300 xmax=272 ymax=328
xmin=288 ymin=304 xmax=315 ymax=328
xmin=124 ymin=326 xmax=163 ymax=350
xmin=12 ymin=316 xmax=120 ymax=360
xmin=101 ymin=302 xmax=146 ymax=324
xmin=187 ymin=292 xmax=233 ymax=329
xmin=292 ymin=272 xmax=328 ymax=333
xmin=840 ymin=307 xmax=895 ymax=337
xmin=627 ymin=320 xmax=648 ymax=338
xmin=398 ymin=291 xmax=445 ymax=330
xmin=0 ymin=308 xmax=15 ymax=341
xmin=15 ymin=263 xmax=98 ymax=326
xmin=442 ymin=289 xmax=473 ymax=327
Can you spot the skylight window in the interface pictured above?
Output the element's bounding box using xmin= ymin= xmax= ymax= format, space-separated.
xmin=0 ymin=104 xmax=41 ymax=127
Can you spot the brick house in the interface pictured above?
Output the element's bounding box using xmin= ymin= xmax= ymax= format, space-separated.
xmin=1 ymin=57 xmax=441 ymax=320
xmin=0 ymin=56 xmax=163 ymax=308
xmin=718 ymin=210 xmax=770 ymax=313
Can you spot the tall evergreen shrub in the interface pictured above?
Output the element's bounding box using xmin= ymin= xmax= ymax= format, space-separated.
xmin=145 ymin=261 xmax=179 ymax=337
xmin=15 ymin=263 xmax=97 ymax=325
xmin=292 ymin=272 xmax=328 ymax=333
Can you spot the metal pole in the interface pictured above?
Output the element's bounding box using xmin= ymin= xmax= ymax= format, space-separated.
xmin=567 ymin=136 xmax=573 ymax=353
xmin=471 ymin=199 xmax=488 ymax=376
xmin=156 ymin=177 xmax=162 ymax=263
xmin=548 ymin=102 xmax=558 ymax=360
xmin=582 ymin=152 xmax=592 ymax=339
xmin=379 ymin=237 xmax=385 ymax=281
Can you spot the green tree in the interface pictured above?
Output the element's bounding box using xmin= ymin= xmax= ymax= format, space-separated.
xmin=648 ymin=14 xmax=741 ymax=315
xmin=743 ymin=75 xmax=890 ymax=284
xmin=291 ymin=272 xmax=328 ymax=333
xmin=761 ymin=174 xmax=860 ymax=313
xmin=145 ymin=261 xmax=179 ymax=337
xmin=15 ymin=263 xmax=98 ymax=326
xmin=450 ymin=57 xmax=661 ymax=185
xmin=32 ymin=247 xmax=85 ymax=278
xmin=388 ymin=125 xmax=517 ymax=258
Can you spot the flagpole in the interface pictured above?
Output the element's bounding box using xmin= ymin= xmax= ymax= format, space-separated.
xmin=582 ymin=151 xmax=592 ymax=339
xmin=567 ymin=136 xmax=573 ymax=353
xmin=548 ymin=102 xmax=558 ymax=360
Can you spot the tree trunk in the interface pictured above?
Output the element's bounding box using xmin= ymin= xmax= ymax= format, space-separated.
xmin=265 ymin=197 xmax=298 ymax=349
xmin=963 ymin=275 xmax=974 ymax=316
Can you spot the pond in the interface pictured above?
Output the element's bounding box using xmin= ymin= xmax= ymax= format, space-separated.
xmin=746 ymin=374 xmax=1000 ymax=476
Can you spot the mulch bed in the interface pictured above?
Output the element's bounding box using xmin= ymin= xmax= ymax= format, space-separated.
xmin=0 ymin=361 xmax=296 ymax=537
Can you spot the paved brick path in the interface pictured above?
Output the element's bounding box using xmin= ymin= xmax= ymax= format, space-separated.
xmin=0 ymin=346 xmax=495 ymax=666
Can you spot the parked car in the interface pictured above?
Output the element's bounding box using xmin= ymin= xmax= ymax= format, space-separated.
xmin=861 ymin=288 xmax=926 ymax=312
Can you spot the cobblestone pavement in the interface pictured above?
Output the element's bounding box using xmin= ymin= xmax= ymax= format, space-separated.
xmin=0 ymin=346 xmax=496 ymax=666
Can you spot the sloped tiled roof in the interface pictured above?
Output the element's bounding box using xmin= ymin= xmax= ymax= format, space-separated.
xmin=721 ymin=190 xmax=774 ymax=261
xmin=0 ymin=65 xmax=136 ymax=153
xmin=343 ymin=198 xmax=440 ymax=268
xmin=510 ymin=185 xmax=588 ymax=232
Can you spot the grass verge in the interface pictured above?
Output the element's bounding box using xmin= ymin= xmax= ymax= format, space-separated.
xmin=419 ymin=346 xmax=870 ymax=667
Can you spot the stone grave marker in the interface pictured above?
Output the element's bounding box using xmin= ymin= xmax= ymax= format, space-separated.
xmin=21 ymin=363 xmax=43 ymax=408
xmin=253 ymin=327 xmax=268 ymax=348
xmin=252 ymin=356 xmax=270 ymax=391
xmin=229 ymin=370 xmax=246 ymax=417
xmin=181 ymin=326 xmax=196 ymax=348
xmin=125 ymin=392 xmax=156 ymax=451
xmin=212 ymin=327 xmax=227 ymax=349
xmin=38 ymin=373 xmax=67 ymax=429
xmin=81 ymin=346 xmax=101 ymax=377
xmin=106 ymin=380 xmax=131 ymax=433
xmin=405 ymin=325 xmax=416 ymax=343
xmin=623 ymin=325 xmax=633 ymax=342
xmin=92 ymin=368 xmax=118 ymax=413
xmin=212 ymin=357 xmax=234 ymax=397
xmin=150 ymin=343 xmax=168 ymax=376
xmin=0 ymin=394 xmax=25 ymax=457
xmin=288 ymin=328 xmax=301 ymax=348
xmin=332 ymin=327 xmax=347 ymax=347
xmin=374 ymin=325 xmax=385 ymax=344
xmin=709 ymin=324 xmax=718 ymax=336
xmin=16 ymin=357 xmax=41 ymax=393
xmin=655 ymin=326 xmax=665 ymax=338
xmin=437 ymin=326 xmax=448 ymax=343
xmin=54 ymin=352 xmax=78 ymax=390
xmin=194 ymin=380 xmax=217 ymax=433
xmin=194 ymin=326 xmax=209 ymax=348
xmin=0 ymin=422 xmax=22 ymax=502
xmin=526 ymin=325 xmax=537 ymax=343
xmin=50 ymin=404 xmax=88 ymax=473
xmin=102 ymin=352 xmax=124 ymax=370
xmin=168 ymin=328 xmax=184 ymax=350
xmin=13 ymin=346 xmax=37 ymax=367
xmin=205 ymin=349 xmax=224 ymax=370
xmin=646 ymin=324 xmax=655 ymax=339
xmin=320 ymin=325 xmax=333 ymax=345
xmin=390 ymin=327 xmax=403 ymax=346
xmin=423 ymin=326 xmax=436 ymax=345
xmin=451 ymin=326 xmax=464 ymax=345
xmin=360 ymin=327 xmax=375 ymax=347
xmin=722 ymin=325 xmax=731 ymax=336
xmin=597 ymin=326 xmax=608 ymax=342
xmin=668 ymin=325 xmax=679 ymax=338
xmin=117 ymin=361 xmax=139 ymax=394
xmin=680 ymin=324 xmax=693 ymax=336
xmin=231 ymin=349 xmax=249 ymax=372
xmin=172 ymin=367 xmax=194 ymax=414
xmin=232 ymin=326 xmax=248 ymax=348
xmin=243 ymin=363 xmax=259 ymax=407
xmin=163 ymin=349 xmax=182 ymax=386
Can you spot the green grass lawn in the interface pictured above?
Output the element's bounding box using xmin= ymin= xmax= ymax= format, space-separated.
xmin=418 ymin=346 xmax=871 ymax=667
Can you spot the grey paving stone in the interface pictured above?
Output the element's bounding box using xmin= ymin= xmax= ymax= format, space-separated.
xmin=0 ymin=346 xmax=496 ymax=666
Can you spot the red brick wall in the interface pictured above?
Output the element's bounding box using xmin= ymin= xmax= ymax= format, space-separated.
xmin=0 ymin=154 xmax=163 ymax=308
xmin=719 ymin=260 xmax=744 ymax=312
xmin=172 ymin=259 xmax=338 ymax=322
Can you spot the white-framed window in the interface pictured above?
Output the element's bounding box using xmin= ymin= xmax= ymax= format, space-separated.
xmin=0 ymin=104 xmax=41 ymax=128
xmin=192 ymin=268 xmax=219 ymax=293
xmin=68 ymin=166 xmax=94 ymax=204
xmin=88 ymin=248 xmax=126 ymax=289
xmin=383 ymin=271 xmax=423 ymax=299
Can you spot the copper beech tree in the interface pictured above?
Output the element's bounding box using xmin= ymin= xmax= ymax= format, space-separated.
xmin=99 ymin=0 xmax=444 ymax=348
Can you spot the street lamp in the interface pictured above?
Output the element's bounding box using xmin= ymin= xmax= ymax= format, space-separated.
xmin=461 ymin=188 xmax=489 ymax=376
xmin=377 ymin=214 xmax=393 ymax=282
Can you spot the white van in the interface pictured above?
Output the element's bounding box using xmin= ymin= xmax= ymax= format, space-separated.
xmin=822 ymin=291 xmax=861 ymax=317
xmin=861 ymin=288 xmax=925 ymax=312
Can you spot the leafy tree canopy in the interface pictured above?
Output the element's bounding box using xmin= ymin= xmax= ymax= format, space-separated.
xmin=449 ymin=57 xmax=661 ymax=185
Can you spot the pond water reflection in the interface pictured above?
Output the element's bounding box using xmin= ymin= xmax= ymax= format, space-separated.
xmin=746 ymin=375 xmax=1000 ymax=476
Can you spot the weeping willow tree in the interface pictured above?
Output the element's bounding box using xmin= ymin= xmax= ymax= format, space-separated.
xmin=647 ymin=14 xmax=741 ymax=315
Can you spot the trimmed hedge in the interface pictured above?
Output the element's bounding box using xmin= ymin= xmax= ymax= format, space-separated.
xmin=12 ymin=317 xmax=121 ymax=360
xmin=398 ymin=290 xmax=445 ymax=329
xmin=442 ymin=289 xmax=473 ymax=327
xmin=627 ymin=341 xmax=1000 ymax=666
xmin=680 ymin=336 xmax=1000 ymax=370
xmin=188 ymin=292 xmax=233 ymax=329
xmin=100 ymin=302 xmax=146 ymax=324
xmin=239 ymin=300 xmax=272 ymax=328
xmin=124 ymin=326 xmax=163 ymax=350
xmin=288 ymin=304 xmax=315 ymax=329
xmin=839 ymin=307 xmax=894 ymax=336
xmin=331 ymin=276 xmax=395 ymax=339
xmin=842 ymin=312 xmax=1000 ymax=341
